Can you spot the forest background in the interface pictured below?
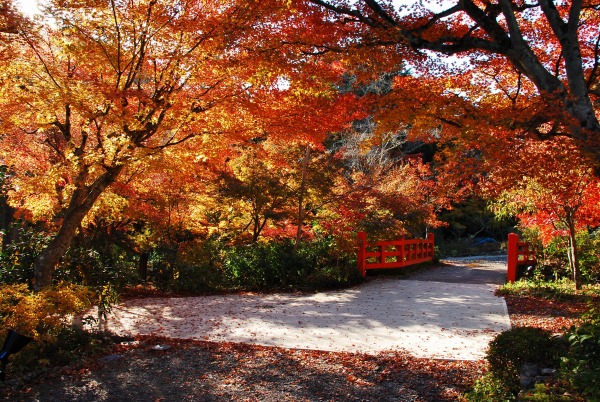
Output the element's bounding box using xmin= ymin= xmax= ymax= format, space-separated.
xmin=0 ymin=0 xmax=599 ymax=330
xmin=1 ymin=2 xmax=600 ymax=400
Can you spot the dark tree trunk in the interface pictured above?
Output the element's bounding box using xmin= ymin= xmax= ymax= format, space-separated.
xmin=138 ymin=251 xmax=149 ymax=282
xmin=33 ymin=166 xmax=123 ymax=291
xmin=566 ymin=216 xmax=582 ymax=290
xmin=0 ymin=198 xmax=16 ymax=251
xmin=294 ymin=145 xmax=310 ymax=253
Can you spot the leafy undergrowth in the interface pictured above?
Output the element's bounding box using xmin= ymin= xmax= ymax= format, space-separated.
xmin=2 ymin=336 xmax=486 ymax=402
xmin=476 ymin=282 xmax=600 ymax=401
xmin=504 ymin=295 xmax=589 ymax=332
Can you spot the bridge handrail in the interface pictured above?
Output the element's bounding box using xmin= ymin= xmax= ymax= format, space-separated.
xmin=507 ymin=233 xmax=537 ymax=282
xmin=357 ymin=232 xmax=435 ymax=277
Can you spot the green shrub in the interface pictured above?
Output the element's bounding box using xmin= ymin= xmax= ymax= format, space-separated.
xmin=486 ymin=327 xmax=565 ymax=396
xmin=561 ymin=303 xmax=600 ymax=400
xmin=148 ymin=247 xmax=179 ymax=291
xmin=0 ymin=226 xmax=140 ymax=289
xmin=172 ymin=239 xmax=225 ymax=293
xmin=496 ymin=278 xmax=600 ymax=301
xmin=57 ymin=246 xmax=139 ymax=289
xmin=521 ymin=228 xmax=600 ymax=284
xmin=0 ymin=225 xmax=50 ymax=285
xmin=171 ymin=263 xmax=225 ymax=293
xmin=220 ymin=238 xmax=359 ymax=291
xmin=134 ymin=237 xmax=358 ymax=293
xmin=519 ymin=381 xmax=586 ymax=402
xmin=463 ymin=372 xmax=514 ymax=402
xmin=296 ymin=238 xmax=359 ymax=288
xmin=519 ymin=382 xmax=584 ymax=401
xmin=575 ymin=230 xmax=600 ymax=284
xmin=222 ymin=241 xmax=294 ymax=289
xmin=520 ymin=229 xmax=570 ymax=282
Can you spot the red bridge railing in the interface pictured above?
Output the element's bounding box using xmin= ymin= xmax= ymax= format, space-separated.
xmin=507 ymin=233 xmax=537 ymax=282
xmin=357 ymin=232 xmax=435 ymax=277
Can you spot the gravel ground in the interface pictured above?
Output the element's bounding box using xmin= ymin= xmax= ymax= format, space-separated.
xmin=101 ymin=276 xmax=509 ymax=360
xmin=1 ymin=257 xmax=586 ymax=402
xmin=2 ymin=338 xmax=485 ymax=402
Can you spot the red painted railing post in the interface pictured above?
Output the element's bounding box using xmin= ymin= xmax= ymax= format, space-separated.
xmin=507 ymin=233 xmax=518 ymax=283
xmin=427 ymin=233 xmax=434 ymax=259
xmin=400 ymin=238 xmax=405 ymax=266
xmin=357 ymin=231 xmax=367 ymax=278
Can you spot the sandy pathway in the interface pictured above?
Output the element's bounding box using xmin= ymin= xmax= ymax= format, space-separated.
xmin=102 ymin=256 xmax=510 ymax=360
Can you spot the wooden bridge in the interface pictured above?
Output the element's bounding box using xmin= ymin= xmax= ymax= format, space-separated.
xmin=357 ymin=232 xmax=435 ymax=277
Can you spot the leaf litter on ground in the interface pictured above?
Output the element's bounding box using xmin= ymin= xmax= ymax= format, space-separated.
xmin=1 ymin=291 xmax=594 ymax=401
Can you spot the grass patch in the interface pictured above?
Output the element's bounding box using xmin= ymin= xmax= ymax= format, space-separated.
xmin=496 ymin=278 xmax=600 ymax=301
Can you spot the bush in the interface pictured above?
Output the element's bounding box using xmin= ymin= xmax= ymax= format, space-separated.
xmin=0 ymin=226 xmax=139 ymax=296
xmin=219 ymin=238 xmax=359 ymax=291
xmin=0 ymin=283 xmax=94 ymax=342
xmin=5 ymin=326 xmax=123 ymax=381
xmin=519 ymin=381 xmax=586 ymax=401
xmin=575 ymin=230 xmax=600 ymax=284
xmin=561 ymin=303 xmax=600 ymax=400
xmin=127 ymin=237 xmax=359 ymax=294
xmin=496 ymin=278 xmax=600 ymax=301
xmin=0 ymin=283 xmax=109 ymax=381
xmin=172 ymin=239 xmax=226 ymax=293
xmin=486 ymin=327 xmax=565 ymax=396
xmin=222 ymin=241 xmax=294 ymax=289
xmin=296 ymin=238 xmax=360 ymax=288
xmin=463 ymin=372 xmax=514 ymax=402
xmin=168 ymin=264 xmax=218 ymax=293
xmin=57 ymin=246 xmax=139 ymax=289
xmin=0 ymin=225 xmax=50 ymax=285
xmin=521 ymin=228 xmax=600 ymax=284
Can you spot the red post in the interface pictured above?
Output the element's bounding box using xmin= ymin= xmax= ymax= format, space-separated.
xmin=400 ymin=238 xmax=405 ymax=266
xmin=427 ymin=233 xmax=434 ymax=258
xmin=357 ymin=231 xmax=367 ymax=277
xmin=507 ymin=233 xmax=518 ymax=283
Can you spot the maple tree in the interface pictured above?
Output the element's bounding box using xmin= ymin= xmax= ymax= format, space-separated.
xmin=0 ymin=0 xmax=20 ymax=34
xmin=302 ymin=1 xmax=600 ymax=280
xmin=0 ymin=0 xmax=363 ymax=290
xmin=485 ymin=137 xmax=600 ymax=288
xmin=73 ymin=145 xmax=217 ymax=284
xmin=214 ymin=139 xmax=338 ymax=245
xmin=307 ymin=0 xmax=600 ymax=163
xmin=219 ymin=144 xmax=296 ymax=244
xmin=2 ymin=0 xmax=563 ymax=293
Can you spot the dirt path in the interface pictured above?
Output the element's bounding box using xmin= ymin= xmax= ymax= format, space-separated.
xmin=405 ymin=255 xmax=508 ymax=285
xmin=99 ymin=255 xmax=510 ymax=361
xmin=2 ymin=256 xmax=510 ymax=402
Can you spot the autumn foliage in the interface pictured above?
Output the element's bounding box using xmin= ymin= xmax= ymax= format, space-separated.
xmin=0 ymin=282 xmax=93 ymax=341
xmin=0 ymin=0 xmax=370 ymax=289
xmin=483 ymin=137 xmax=600 ymax=288
xmin=0 ymin=0 xmax=599 ymax=293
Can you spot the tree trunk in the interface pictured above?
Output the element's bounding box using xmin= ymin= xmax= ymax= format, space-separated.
xmin=33 ymin=166 xmax=123 ymax=291
xmin=251 ymin=215 xmax=268 ymax=243
xmin=294 ymin=145 xmax=310 ymax=253
xmin=567 ymin=219 xmax=582 ymax=290
xmin=138 ymin=250 xmax=149 ymax=282
xmin=0 ymin=199 xmax=16 ymax=251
